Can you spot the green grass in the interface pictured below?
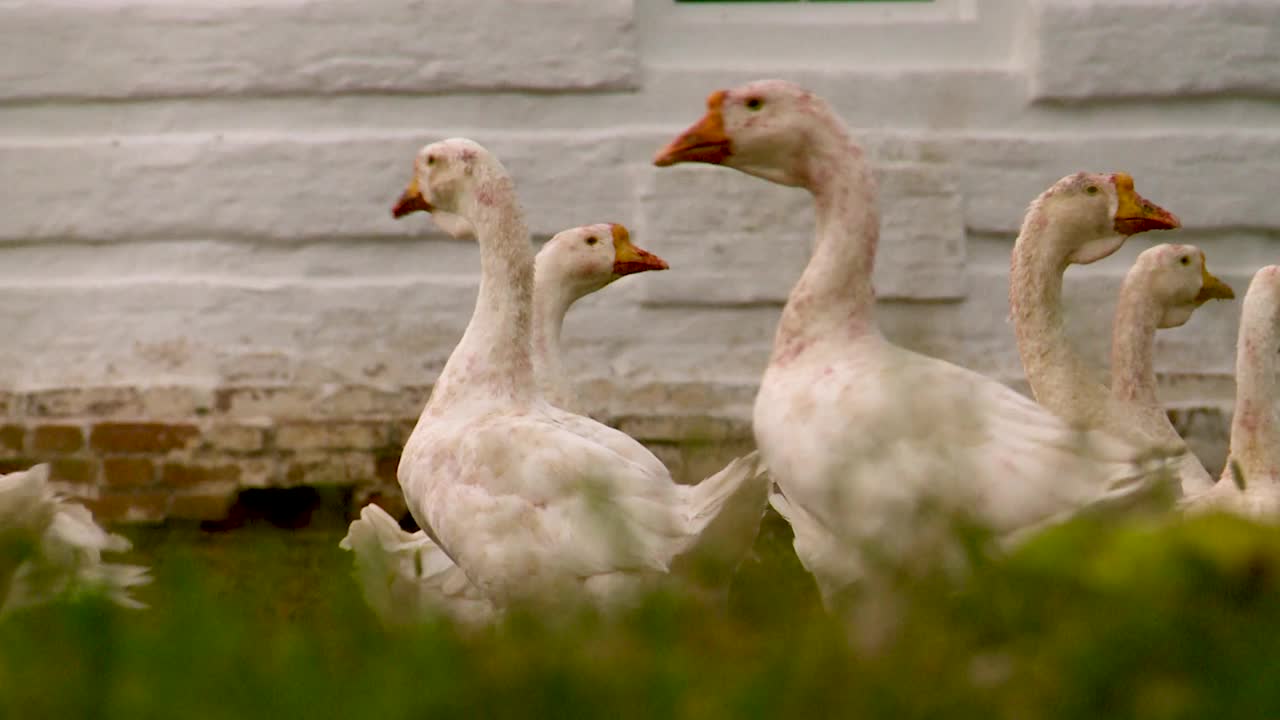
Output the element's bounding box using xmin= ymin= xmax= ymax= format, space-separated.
xmin=3 ymin=510 xmax=1280 ymax=718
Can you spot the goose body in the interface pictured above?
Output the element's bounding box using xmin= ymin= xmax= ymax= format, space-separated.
xmin=655 ymin=81 xmax=1177 ymax=604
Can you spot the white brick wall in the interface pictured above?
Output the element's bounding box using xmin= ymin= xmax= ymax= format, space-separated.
xmin=3 ymin=0 xmax=1278 ymax=477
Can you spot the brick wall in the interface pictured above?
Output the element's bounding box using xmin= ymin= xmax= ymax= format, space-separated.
xmin=0 ymin=381 xmax=757 ymax=523
xmin=2 ymin=0 xmax=1277 ymax=521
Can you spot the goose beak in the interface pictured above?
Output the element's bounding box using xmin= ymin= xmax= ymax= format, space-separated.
xmin=1112 ymin=173 xmax=1180 ymax=235
xmin=391 ymin=177 xmax=432 ymax=218
xmin=654 ymin=90 xmax=732 ymax=167
xmin=1196 ymin=263 xmax=1235 ymax=303
xmin=610 ymin=224 xmax=669 ymax=275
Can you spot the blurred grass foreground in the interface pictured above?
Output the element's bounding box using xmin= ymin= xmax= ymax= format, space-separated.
xmin=3 ymin=496 xmax=1280 ymax=719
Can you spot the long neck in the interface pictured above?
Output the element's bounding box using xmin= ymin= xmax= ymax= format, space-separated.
xmin=773 ymin=123 xmax=880 ymax=359
xmin=432 ymin=180 xmax=536 ymax=409
xmin=1009 ymin=213 xmax=1105 ymax=414
xmin=1109 ymin=277 xmax=1162 ymax=406
xmin=530 ymin=270 xmax=576 ymax=407
xmin=1230 ymin=291 xmax=1280 ymax=478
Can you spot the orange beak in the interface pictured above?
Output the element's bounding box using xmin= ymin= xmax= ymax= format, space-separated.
xmin=391 ymin=176 xmax=432 ymax=219
xmin=1112 ymin=173 xmax=1180 ymax=236
xmin=653 ymin=90 xmax=732 ymax=167
xmin=1195 ymin=256 xmax=1235 ymax=303
xmin=610 ymin=224 xmax=669 ymax=276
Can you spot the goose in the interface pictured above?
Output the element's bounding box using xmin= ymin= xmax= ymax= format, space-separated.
xmin=532 ymin=222 xmax=669 ymax=413
xmin=383 ymin=138 xmax=768 ymax=609
xmin=1010 ymin=175 xmax=1232 ymax=495
xmin=0 ymin=464 xmax=148 ymax=616
xmin=653 ymin=80 xmax=1177 ymax=607
xmin=1186 ymin=266 xmax=1280 ymax=518
xmin=341 ymin=222 xmax=670 ymax=624
xmin=1110 ymin=244 xmax=1234 ymax=488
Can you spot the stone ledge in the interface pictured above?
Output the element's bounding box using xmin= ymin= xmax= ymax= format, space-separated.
xmin=634 ymin=163 xmax=968 ymax=304
xmin=1029 ymin=0 xmax=1280 ymax=101
xmin=880 ymin=131 xmax=1280 ymax=234
xmin=0 ymin=131 xmax=634 ymax=242
xmin=23 ymin=386 xmax=216 ymax=419
xmin=0 ymin=0 xmax=637 ymax=101
xmin=613 ymin=414 xmax=753 ymax=443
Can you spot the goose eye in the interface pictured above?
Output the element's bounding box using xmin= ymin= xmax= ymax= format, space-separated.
xmin=426 ymin=154 xmax=436 ymax=166
xmin=1085 ymin=185 xmax=1099 ymax=195
xmin=1179 ymin=255 xmax=1190 ymax=266
xmin=585 ymin=236 xmax=599 ymax=246
xmin=745 ymin=97 xmax=764 ymax=111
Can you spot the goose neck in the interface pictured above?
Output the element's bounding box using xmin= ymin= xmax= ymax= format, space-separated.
xmin=1009 ymin=215 xmax=1097 ymax=408
xmin=1110 ymin=277 xmax=1161 ymax=406
xmin=774 ymin=132 xmax=880 ymax=358
xmin=434 ymin=184 xmax=537 ymax=408
xmin=530 ymin=271 xmax=574 ymax=403
xmin=1231 ymin=296 xmax=1280 ymax=478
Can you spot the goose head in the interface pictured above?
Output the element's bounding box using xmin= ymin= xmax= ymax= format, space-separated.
xmin=537 ymin=223 xmax=668 ymax=300
xmin=653 ymin=79 xmax=831 ymax=188
xmin=1130 ymin=244 xmax=1234 ymax=328
xmin=391 ymin=138 xmax=511 ymax=239
xmin=1029 ymin=172 xmax=1181 ymax=265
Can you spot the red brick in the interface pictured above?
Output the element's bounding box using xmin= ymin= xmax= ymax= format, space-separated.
xmin=0 ymin=458 xmax=39 ymax=475
xmin=138 ymin=386 xmax=214 ymax=418
xmin=26 ymin=387 xmax=143 ymax=418
xmin=102 ymin=457 xmax=155 ymax=488
xmin=311 ymin=385 xmax=401 ymax=417
xmin=169 ymin=488 xmax=238 ymax=521
xmin=203 ymin=422 xmax=267 ymax=453
xmin=0 ymin=425 xmax=24 ymax=454
xmin=160 ymin=462 xmax=241 ymax=487
xmin=613 ymin=414 xmax=750 ymax=443
xmin=30 ymin=424 xmax=84 ymax=454
xmin=230 ymin=457 xmax=279 ymax=488
xmin=284 ymin=453 xmax=375 ymax=486
xmin=49 ymin=458 xmax=99 ymax=485
xmin=214 ymin=386 xmax=313 ymax=418
xmin=375 ymin=452 xmax=401 ymax=483
xmin=82 ymin=492 xmax=169 ymax=524
xmin=275 ymin=421 xmax=383 ymax=451
xmin=90 ymin=422 xmax=198 ymax=453
xmin=359 ymin=485 xmax=409 ymax=524
xmin=386 ymin=418 xmax=418 ymax=447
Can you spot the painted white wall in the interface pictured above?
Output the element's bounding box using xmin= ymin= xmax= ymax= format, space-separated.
xmin=2 ymin=0 xmax=1277 ymax=470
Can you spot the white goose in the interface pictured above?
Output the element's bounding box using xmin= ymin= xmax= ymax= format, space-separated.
xmin=383 ymin=138 xmax=767 ymax=609
xmin=654 ymin=80 xmax=1176 ymax=606
xmin=532 ymin=223 xmax=669 ymax=413
xmin=341 ymin=222 xmax=671 ymax=624
xmin=1010 ymin=176 xmax=1232 ymax=495
xmin=1110 ymin=244 xmax=1234 ymax=487
xmin=0 ymin=464 xmax=148 ymax=616
xmin=1187 ymin=266 xmax=1280 ymax=518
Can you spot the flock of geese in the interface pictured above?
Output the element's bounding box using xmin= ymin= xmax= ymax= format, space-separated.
xmin=2 ymin=80 xmax=1277 ymax=624
xmin=338 ymin=78 xmax=1280 ymax=625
